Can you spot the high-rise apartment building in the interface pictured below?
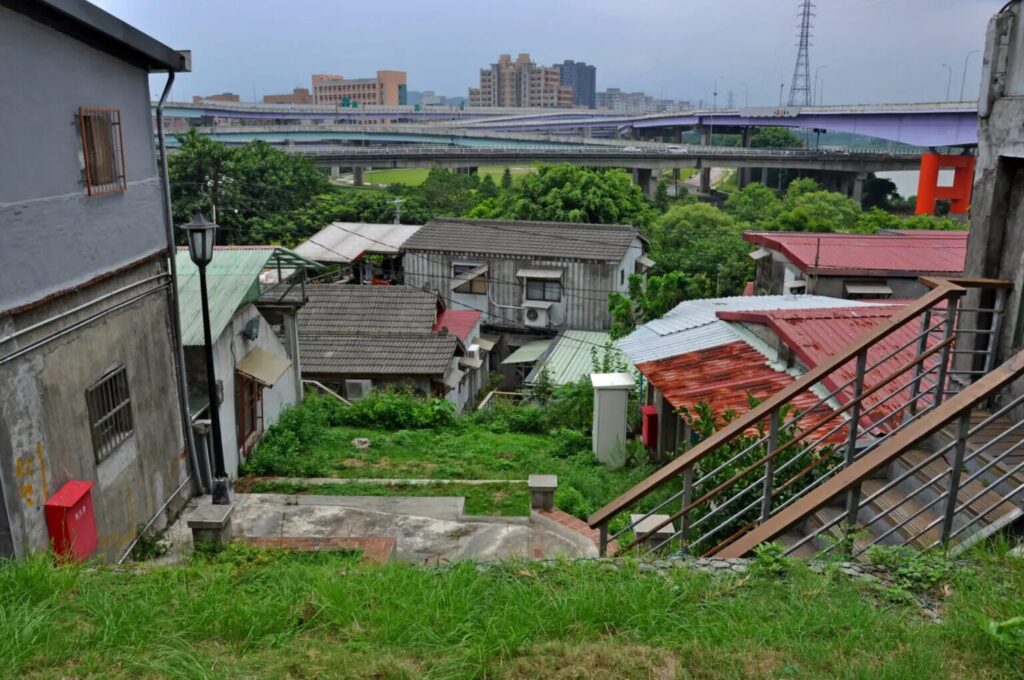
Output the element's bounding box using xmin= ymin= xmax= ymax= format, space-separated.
xmin=468 ymin=54 xmax=573 ymax=108
xmin=312 ymin=71 xmax=407 ymax=106
xmin=557 ymin=60 xmax=596 ymax=108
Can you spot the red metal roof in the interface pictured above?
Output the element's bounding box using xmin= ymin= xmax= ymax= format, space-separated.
xmin=718 ymin=304 xmax=941 ymax=432
xmin=636 ymin=341 xmax=823 ymax=418
xmin=433 ymin=309 xmax=481 ymax=343
xmin=744 ymin=231 xmax=967 ymax=277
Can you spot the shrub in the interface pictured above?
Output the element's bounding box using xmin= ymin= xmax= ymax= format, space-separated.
xmin=555 ymin=484 xmax=595 ymax=519
xmin=552 ymin=427 xmax=590 ymax=458
xmin=334 ymin=390 xmax=456 ymax=430
xmin=504 ymin=405 xmax=548 ymax=434
xmin=241 ymin=395 xmax=334 ymax=477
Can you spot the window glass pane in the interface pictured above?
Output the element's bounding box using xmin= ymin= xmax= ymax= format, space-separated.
xmin=525 ymin=279 xmax=544 ymax=300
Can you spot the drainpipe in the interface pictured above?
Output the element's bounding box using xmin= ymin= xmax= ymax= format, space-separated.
xmin=157 ymin=72 xmax=205 ymax=494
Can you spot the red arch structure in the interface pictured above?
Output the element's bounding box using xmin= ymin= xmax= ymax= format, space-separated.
xmin=915 ymin=153 xmax=975 ymax=215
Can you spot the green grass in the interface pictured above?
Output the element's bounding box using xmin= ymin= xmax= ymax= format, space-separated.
xmin=244 ymin=424 xmax=653 ymax=520
xmin=2 ymin=544 xmax=1023 ymax=678
xmin=364 ymin=165 xmax=537 ymax=187
xmin=250 ymin=479 xmax=530 ymax=516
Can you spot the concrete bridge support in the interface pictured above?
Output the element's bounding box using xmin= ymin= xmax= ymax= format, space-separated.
xmin=353 ymin=166 xmax=365 ymax=186
xmin=632 ymin=168 xmax=657 ymax=198
xmin=455 ymin=167 xmax=479 ymax=175
xmin=698 ymin=126 xmax=712 ymax=194
xmin=737 ymin=127 xmax=753 ymax=189
xmin=329 ymin=166 xmax=341 ymax=179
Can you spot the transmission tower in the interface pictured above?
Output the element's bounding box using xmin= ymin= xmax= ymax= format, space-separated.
xmin=788 ymin=0 xmax=814 ymax=107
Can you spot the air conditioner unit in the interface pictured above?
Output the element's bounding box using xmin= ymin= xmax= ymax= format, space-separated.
xmin=524 ymin=306 xmax=549 ymax=328
xmin=344 ymin=379 xmax=373 ymax=401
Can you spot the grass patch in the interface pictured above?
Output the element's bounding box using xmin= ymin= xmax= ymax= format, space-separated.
xmin=2 ymin=544 xmax=1023 ymax=678
xmin=251 ymin=479 xmax=530 ymax=516
xmin=365 ymin=165 xmax=536 ymax=187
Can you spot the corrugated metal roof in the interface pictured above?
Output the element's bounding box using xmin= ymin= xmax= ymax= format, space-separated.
xmin=616 ymin=295 xmax=878 ymax=364
xmin=503 ymin=339 xmax=552 ymax=365
xmin=176 ymin=249 xmax=274 ymax=346
xmin=744 ymin=231 xmax=967 ymax=276
xmin=295 ymin=222 xmax=422 ymax=263
xmin=403 ymin=218 xmax=641 ymax=261
xmin=636 ymin=341 xmax=825 ymax=417
xmin=526 ymin=330 xmax=621 ymax=386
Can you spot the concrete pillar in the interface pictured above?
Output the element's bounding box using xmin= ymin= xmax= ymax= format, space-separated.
xmin=591 ymin=373 xmax=635 ymax=470
xmin=353 ymin=166 xmax=364 ymax=186
xmin=737 ymin=126 xmax=753 ymax=189
xmin=698 ymin=125 xmax=712 ymax=194
xmin=632 ymin=167 xmax=657 ymax=198
xmin=329 ymin=165 xmax=341 ymax=179
xmin=852 ymin=172 xmax=867 ymax=205
xmin=455 ymin=166 xmax=478 ymax=175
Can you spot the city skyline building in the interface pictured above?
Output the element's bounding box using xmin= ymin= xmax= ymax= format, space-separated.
xmin=312 ymin=70 xmax=407 ymax=106
xmin=557 ymin=60 xmax=597 ymax=108
xmin=469 ymin=53 xmax=573 ymax=108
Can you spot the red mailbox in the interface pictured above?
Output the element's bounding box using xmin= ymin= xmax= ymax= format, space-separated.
xmin=45 ymin=480 xmax=98 ymax=562
xmin=641 ymin=405 xmax=658 ymax=447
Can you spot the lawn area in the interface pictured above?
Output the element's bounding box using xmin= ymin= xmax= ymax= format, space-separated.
xmin=2 ymin=544 xmax=1023 ymax=678
xmin=249 ymin=479 xmax=530 ymax=516
xmin=243 ymin=423 xmax=654 ymax=520
xmin=364 ymin=165 xmax=537 ymax=186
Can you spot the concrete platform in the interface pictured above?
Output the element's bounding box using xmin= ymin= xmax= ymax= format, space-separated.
xmin=161 ymin=493 xmax=592 ymax=564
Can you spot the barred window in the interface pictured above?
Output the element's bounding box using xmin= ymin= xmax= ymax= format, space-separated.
xmin=86 ymin=365 xmax=134 ymax=463
xmin=79 ymin=107 xmax=127 ymax=196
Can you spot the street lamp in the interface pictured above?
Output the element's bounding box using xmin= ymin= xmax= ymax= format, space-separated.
xmin=960 ymin=49 xmax=981 ymax=101
xmin=180 ymin=212 xmax=231 ymax=506
xmin=941 ymin=63 xmax=953 ymax=102
xmin=814 ymin=65 xmax=828 ymax=105
xmin=710 ymin=76 xmax=725 ymax=144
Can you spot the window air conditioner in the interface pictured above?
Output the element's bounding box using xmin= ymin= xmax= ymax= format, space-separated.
xmin=344 ymin=379 xmax=372 ymax=401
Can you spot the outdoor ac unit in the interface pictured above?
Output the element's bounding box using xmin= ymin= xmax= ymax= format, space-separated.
xmin=523 ymin=306 xmax=549 ymax=328
xmin=344 ymin=379 xmax=372 ymax=401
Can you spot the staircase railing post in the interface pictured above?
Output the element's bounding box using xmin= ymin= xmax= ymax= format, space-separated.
xmin=680 ymin=466 xmax=694 ymax=538
xmin=761 ymin=408 xmax=780 ymax=521
xmin=844 ymin=349 xmax=868 ymax=526
xmin=933 ymin=297 xmax=960 ymax=408
xmin=941 ymin=409 xmax=973 ymax=544
xmin=908 ymin=309 xmax=932 ymax=418
xmin=598 ymin=521 xmax=608 ymax=557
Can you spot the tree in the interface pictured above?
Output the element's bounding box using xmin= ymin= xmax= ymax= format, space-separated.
xmin=782 ymin=177 xmax=822 ymax=207
xmin=724 ymin=182 xmax=782 ymax=227
xmin=653 ymin=179 xmax=670 ymax=212
xmin=479 ymin=174 xmax=499 ymax=199
xmin=647 ymin=203 xmax=752 ymax=295
xmin=750 ymin=127 xmax=803 ymax=149
xmin=772 ymin=190 xmax=863 ymax=232
xmin=608 ymin=271 xmax=714 ymax=338
xmin=416 ymin=167 xmax=484 ymax=216
xmin=854 ymin=206 xmax=903 ymax=234
xmin=860 ymin=174 xmax=900 ymax=210
xmin=480 ymin=164 xmax=656 ymax=227
xmin=500 ymin=167 xmax=513 ymax=191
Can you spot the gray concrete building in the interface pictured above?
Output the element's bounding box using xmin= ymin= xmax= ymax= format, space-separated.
xmin=0 ymin=0 xmax=191 ymax=561
xmin=557 ymin=60 xmax=597 ymax=108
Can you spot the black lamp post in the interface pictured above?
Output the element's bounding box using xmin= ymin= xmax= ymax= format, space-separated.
xmin=181 ymin=212 xmax=231 ymax=505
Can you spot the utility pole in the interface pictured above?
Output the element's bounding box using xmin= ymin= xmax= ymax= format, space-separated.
xmin=788 ymin=0 xmax=815 ymax=106
xmin=727 ymin=90 xmax=734 ymax=109
xmin=779 ymin=81 xmax=785 ymax=107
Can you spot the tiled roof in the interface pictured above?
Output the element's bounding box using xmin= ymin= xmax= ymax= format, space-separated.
xmin=616 ymin=295 xmax=880 ymax=365
xmin=744 ymin=231 xmax=967 ymax=276
xmin=433 ymin=309 xmax=481 ymax=343
xmin=636 ymin=341 xmax=823 ymax=417
xmin=298 ymin=284 xmax=439 ymax=335
xmin=299 ymin=333 xmax=458 ymax=376
xmin=402 ymin=218 xmax=641 ymax=261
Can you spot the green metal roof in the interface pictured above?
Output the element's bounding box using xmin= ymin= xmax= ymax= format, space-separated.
xmin=501 ymin=339 xmax=552 ymax=365
xmin=526 ymin=331 xmax=632 ymax=386
xmin=176 ymin=249 xmax=272 ymax=346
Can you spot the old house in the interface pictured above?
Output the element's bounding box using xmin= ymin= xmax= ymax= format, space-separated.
xmin=176 ymin=246 xmax=321 ymax=478
xmin=0 ymin=1 xmax=190 ymax=560
xmin=746 ymin=230 xmax=967 ymax=299
xmin=293 ymin=221 xmax=421 ymax=284
xmin=297 ymin=285 xmax=485 ymax=410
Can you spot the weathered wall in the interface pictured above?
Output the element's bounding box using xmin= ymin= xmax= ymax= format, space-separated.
xmin=0 ymin=260 xmax=187 ymax=561
xmin=404 ymin=251 xmax=621 ymax=331
xmin=185 ymin=304 xmax=300 ymax=478
xmin=0 ymin=7 xmax=166 ymax=312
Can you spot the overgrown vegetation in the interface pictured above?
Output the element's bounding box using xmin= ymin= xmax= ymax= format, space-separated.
xmin=2 ymin=542 xmax=1023 ymax=678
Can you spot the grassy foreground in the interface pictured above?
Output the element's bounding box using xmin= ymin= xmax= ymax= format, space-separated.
xmin=364 ymin=165 xmax=536 ymax=186
xmin=3 ymin=544 xmax=1024 ymax=679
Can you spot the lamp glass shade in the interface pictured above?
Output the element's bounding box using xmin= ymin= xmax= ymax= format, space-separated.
xmin=181 ymin=213 xmax=217 ymax=266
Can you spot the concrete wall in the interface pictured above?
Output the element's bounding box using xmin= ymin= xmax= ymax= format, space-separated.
xmin=0 ymin=7 xmax=167 ymax=313
xmin=186 ymin=304 xmax=300 ymax=478
xmin=965 ymin=2 xmax=1024 ymax=373
xmin=0 ymin=260 xmax=187 ymax=561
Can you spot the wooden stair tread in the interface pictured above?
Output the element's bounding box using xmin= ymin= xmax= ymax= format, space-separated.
xmin=899 ymin=449 xmax=1020 ymax=524
xmin=806 ymin=506 xmax=871 ymax=555
xmin=778 ymin=531 xmax=817 ymax=558
xmin=861 ymin=479 xmax=942 ymax=548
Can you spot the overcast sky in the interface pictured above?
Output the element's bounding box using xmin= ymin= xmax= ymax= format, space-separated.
xmin=94 ymin=0 xmax=1000 ymax=106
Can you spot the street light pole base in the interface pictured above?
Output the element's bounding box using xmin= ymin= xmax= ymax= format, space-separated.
xmin=211 ymin=477 xmax=232 ymax=506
